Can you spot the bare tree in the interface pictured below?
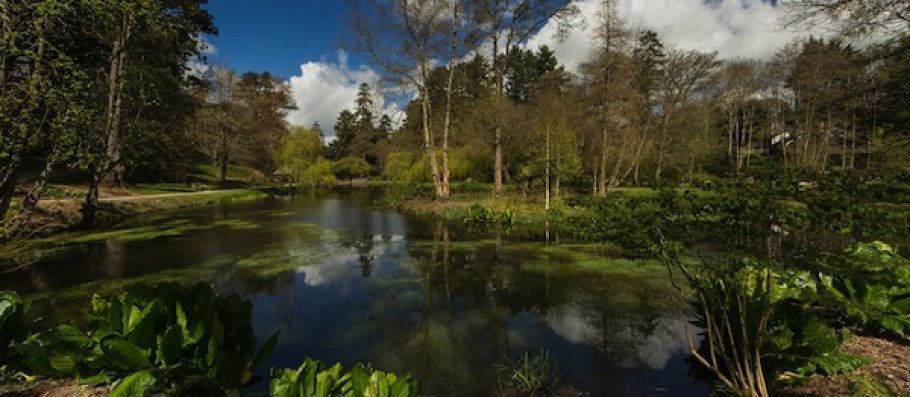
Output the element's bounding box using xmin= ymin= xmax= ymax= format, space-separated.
xmin=349 ymin=0 xmax=473 ymax=200
xmin=466 ymin=0 xmax=578 ymax=195
xmin=782 ymin=0 xmax=910 ymax=38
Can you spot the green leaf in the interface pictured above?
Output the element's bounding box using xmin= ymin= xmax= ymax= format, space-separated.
xmin=109 ymin=370 xmax=157 ymax=397
xmin=126 ymin=300 xmax=162 ymax=347
xmin=49 ymin=354 xmax=77 ymax=375
xmin=176 ymin=301 xmax=190 ymax=340
xmin=157 ymin=326 xmax=183 ymax=365
xmin=102 ymin=337 xmax=152 ymax=370
xmin=251 ymin=330 xmax=280 ymax=370
xmin=350 ymin=365 xmax=370 ymax=396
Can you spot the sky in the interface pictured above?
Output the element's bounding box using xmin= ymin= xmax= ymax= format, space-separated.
xmin=202 ymin=0 xmax=812 ymax=138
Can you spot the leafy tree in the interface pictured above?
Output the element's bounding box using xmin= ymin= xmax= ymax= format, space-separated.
xmin=276 ymin=126 xmax=335 ymax=190
xmin=332 ymin=157 xmax=372 ymax=182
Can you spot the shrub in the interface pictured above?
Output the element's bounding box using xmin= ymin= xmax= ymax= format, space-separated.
xmin=332 ymin=157 xmax=372 ymax=181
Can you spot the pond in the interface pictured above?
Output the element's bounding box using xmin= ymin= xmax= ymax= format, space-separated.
xmin=1 ymin=191 xmax=709 ymax=396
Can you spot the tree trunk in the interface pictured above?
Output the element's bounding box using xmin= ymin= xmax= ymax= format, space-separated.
xmin=494 ymin=127 xmax=503 ymax=195
xmin=80 ymin=166 xmax=102 ymax=227
xmin=8 ymin=160 xmax=53 ymax=236
xmin=420 ymin=81 xmax=442 ymax=199
xmin=598 ymin=123 xmax=608 ymax=197
xmin=545 ymin=126 xmax=550 ymax=210
xmin=219 ymin=127 xmax=229 ymax=182
xmin=491 ymin=34 xmax=504 ymax=196
xmin=0 ymin=167 xmax=17 ymax=223
xmin=441 ymin=5 xmax=459 ymax=201
xmin=101 ymin=14 xmax=133 ymax=188
xmin=850 ymin=113 xmax=857 ymax=169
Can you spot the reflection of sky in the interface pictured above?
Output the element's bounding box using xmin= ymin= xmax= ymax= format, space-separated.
xmin=546 ymin=306 xmax=690 ymax=370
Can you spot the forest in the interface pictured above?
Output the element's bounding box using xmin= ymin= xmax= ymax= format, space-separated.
xmin=1 ymin=0 xmax=909 ymax=397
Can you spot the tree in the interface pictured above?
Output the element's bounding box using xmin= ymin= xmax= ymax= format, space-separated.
xmin=236 ymin=71 xmax=295 ymax=172
xmin=0 ymin=0 xmax=94 ymax=236
xmin=79 ymin=0 xmax=214 ymax=226
xmin=782 ymin=0 xmax=910 ymax=38
xmin=349 ymin=0 xmax=475 ymax=200
xmin=328 ymin=109 xmax=357 ymax=160
xmin=580 ymin=0 xmax=631 ymax=196
xmin=466 ymin=0 xmax=579 ymax=195
xmin=654 ymin=49 xmax=718 ymax=178
xmin=276 ymin=127 xmax=335 ymax=190
xmin=332 ymin=157 xmax=372 ymax=182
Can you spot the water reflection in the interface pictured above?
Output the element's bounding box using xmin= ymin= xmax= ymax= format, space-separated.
xmin=5 ymin=191 xmax=707 ymax=396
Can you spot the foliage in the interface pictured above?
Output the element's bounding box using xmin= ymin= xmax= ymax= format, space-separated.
xmin=276 ymin=127 xmax=336 ymax=190
xmin=12 ymin=282 xmax=279 ymax=396
xmin=673 ymin=256 xmax=866 ymax=397
xmin=384 ymin=152 xmax=428 ymax=184
xmin=495 ymin=350 xmax=561 ymax=397
xmin=332 ymin=157 xmax=373 ymax=181
xmin=0 ymin=291 xmax=29 ymax=363
xmin=460 ymin=204 xmax=516 ymax=226
xmin=269 ymin=358 xmax=418 ymax=397
xmin=818 ymin=242 xmax=910 ymax=337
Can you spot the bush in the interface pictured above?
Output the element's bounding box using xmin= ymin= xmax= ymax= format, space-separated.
xmin=332 ymin=157 xmax=372 ymax=181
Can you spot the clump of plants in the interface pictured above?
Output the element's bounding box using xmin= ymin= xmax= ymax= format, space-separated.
xmin=11 ymin=282 xmax=279 ymax=396
xmin=663 ymin=240 xmax=910 ymax=397
xmin=495 ymin=350 xmax=578 ymax=397
xmin=269 ymin=358 xmax=418 ymax=397
xmin=460 ymin=204 xmax=517 ymax=226
xmin=0 ymin=283 xmax=419 ymax=397
xmin=817 ymin=242 xmax=910 ymax=337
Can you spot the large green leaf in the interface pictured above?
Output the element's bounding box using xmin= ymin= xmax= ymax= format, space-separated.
xmin=109 ymin=370 xmax=157 ymax=397
xmin=126 ymin=300 xmax=162 ymax=347
xmin=49 ymin=354 xmax=77 ymax=375
xmin=157 ymin=325 xmax=183 ymax=365
xmin=102 ymin=337 xmax=152 ymax=370
xmin=251 ymin=330 xmax=280 ymax=370
xmin=350 ymin=365 xmax=370 ymax=396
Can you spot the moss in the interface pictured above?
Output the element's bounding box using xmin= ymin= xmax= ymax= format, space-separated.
xmin=66 ymin=220 xmax=202 ymax=243
xmin=212 ymin=219 xmax=259 ymax=230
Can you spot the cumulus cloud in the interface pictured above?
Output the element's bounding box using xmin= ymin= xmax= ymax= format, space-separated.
xmin=528 ymin=0 xmax=819 ymax=73
xmin=286 ymin=50 xmax=397 ymax=138
xmin=185 ymin=35 xmax=217 ymax=78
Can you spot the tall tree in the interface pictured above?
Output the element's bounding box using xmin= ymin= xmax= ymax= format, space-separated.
xmin=466 ymin=0 xmax=578 ymax=195
xmin=581 ymin=0 xmax=630 ymax=196
xmin=80 ymin=0 xmax=214 ymax=226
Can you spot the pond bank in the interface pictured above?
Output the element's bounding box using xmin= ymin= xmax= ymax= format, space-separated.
xmin=14 ymin=188 xmax=271 ymax=238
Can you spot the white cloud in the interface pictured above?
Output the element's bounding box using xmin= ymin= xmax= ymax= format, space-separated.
xmin=528 ymin=0 xmax=820 ymax=73
xmin=286 ymin=50 xmax=397 ymax=138
xmin=185 ymin=36 xmax=217 ymax=78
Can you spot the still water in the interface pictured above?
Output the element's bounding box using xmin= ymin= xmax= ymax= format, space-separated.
xmin=2 ymin=191 xmax=708 ymax=396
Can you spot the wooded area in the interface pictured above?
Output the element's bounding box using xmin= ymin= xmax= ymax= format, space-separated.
xmin=1 ymin=1 xmax=910 ymax=397
xmin=3 ymin=0 xmax=909 ymax=238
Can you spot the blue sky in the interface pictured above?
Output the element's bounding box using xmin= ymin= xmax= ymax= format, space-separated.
xmin=202 ymin=1 xmax=352 ymax=78
xmin=199 ymin=1 xmax=810 ymax=137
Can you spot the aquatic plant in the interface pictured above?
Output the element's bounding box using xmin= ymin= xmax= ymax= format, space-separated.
xmin=495 ymin=350 xmax=561 ymax=397
xmin=269 ymin=358 xmax=418 ymax=397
